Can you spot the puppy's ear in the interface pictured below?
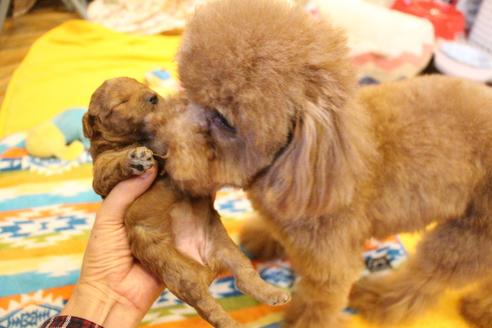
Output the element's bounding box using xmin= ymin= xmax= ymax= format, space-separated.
xmin=82 ymin=112 xmax=95 ymax=139
xmin=261 ymin=99 xmax=373 ymax=219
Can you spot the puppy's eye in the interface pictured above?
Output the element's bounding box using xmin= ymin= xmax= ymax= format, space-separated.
xmin=212 ymin=110 xmax=236 ymax=134
xmin=147 ymin=94 xmax=158 ymax=105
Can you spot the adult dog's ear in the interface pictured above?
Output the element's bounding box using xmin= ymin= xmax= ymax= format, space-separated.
xmin=255 ymin=23 xmax=377 ymax=219
xmin=82 ymin=112 xmax=95 ymax=139
xmin=259 ymin=98 xmax=373 ymax=220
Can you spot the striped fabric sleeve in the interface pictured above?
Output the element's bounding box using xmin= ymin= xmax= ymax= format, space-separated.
xmin=40 ymin=315 xmax=103 ymax=328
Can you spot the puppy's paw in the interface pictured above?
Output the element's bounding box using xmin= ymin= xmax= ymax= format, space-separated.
xmin=237 ymin=275 xmax=291 ymax=306
xmin=263 ymin=288 xmax=291 ymax=306
xmin=128 ymin=147 xmax=154 ymax=175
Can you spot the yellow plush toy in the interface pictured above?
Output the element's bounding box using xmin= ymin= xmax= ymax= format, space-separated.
xmin=25 ymin=108 xmax=89 ymax=161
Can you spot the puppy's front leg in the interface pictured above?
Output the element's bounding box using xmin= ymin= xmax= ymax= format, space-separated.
xmin=92 ymin=146 xmax=155 ymax=196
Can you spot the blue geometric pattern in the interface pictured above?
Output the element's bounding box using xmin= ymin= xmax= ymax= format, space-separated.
xmin=259 ymin=261 xmax=295 ymax=289
xmin=0 ymin=215 xmax=92 ymax=240
xmin=0 ymin=304 xmax=62 ymax=328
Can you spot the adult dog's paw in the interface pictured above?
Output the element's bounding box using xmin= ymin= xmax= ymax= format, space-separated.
xmin=349 ymin=274 xmax=431 ymax=325
xmin=460 ymin=290 xmax=492 ymax=328
xmin=128 ymin=147 xmax=154 ymax=175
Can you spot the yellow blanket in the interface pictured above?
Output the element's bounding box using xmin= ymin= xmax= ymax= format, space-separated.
xmin=0 ymin=20 xmax=180 ymax=137
xmin=0 ymin=20 xmax=470 ymax=328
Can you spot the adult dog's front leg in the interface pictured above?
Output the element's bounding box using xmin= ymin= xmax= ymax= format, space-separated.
xmin=283 ymin=229 xmax=364 ymax=328
xmin=92 ymin=146 xmax=155 ymax=196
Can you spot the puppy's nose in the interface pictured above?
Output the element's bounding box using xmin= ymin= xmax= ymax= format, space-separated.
xmin=147 ymin=94 xmax=159 ymax=105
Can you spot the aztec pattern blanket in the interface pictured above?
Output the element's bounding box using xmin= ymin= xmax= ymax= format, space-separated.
xmin=0 ymin=132 xmax=407 ymax=328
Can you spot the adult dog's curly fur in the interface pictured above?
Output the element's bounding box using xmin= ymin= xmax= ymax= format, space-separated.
xmin=145 ymin=0 xmax=492 ymax=327
xmin=84 ymin=77 xmax=290 ymax=328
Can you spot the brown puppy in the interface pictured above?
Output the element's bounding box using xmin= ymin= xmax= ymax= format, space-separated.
xmin=83 ymin=77 xmax=290 ymax=328
xmin=144 ymin=0 xmax=492 ymax=327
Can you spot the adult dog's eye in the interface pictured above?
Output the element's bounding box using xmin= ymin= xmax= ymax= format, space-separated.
xmin=212 ymin=110 xmax=236 ymax=134
xmin=147 ymin=94 xmax=158 ymax=105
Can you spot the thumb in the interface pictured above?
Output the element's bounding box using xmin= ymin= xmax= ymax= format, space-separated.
xmin=96 ymin=167 xmax=157 ymax=223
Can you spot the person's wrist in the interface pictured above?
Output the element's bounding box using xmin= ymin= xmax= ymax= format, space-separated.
xmin=61 ymin=282 xmax=117 ymax=326
xmin=102 ymin=300 xmax=147 ymax=328
xmin=62 ymin=281 xmax=150 ymax=328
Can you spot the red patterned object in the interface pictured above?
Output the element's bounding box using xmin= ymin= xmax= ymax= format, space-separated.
xmin=41 ymin=315 xmax=103 ymax=328
xmin=392 ymin=0 xmax=465 ymax=40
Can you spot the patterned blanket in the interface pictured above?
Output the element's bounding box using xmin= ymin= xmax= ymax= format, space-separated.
xmin=0 ymin=132 xmax=407 ymax=328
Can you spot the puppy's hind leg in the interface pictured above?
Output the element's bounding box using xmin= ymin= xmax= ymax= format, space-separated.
xmin=129 ymin=222 xmax=241 ymax=328
xmin=211 ymin=216 xmax=291 ymax=306
xmin=350 ymin=218 xmax=492 ymax=325
xmin=128 ymin=229 xmax=241 ymax=324
xmin=161 ymin=255 xmax=242 ymax=328
xmin=460 ymin=278 xmax=492 ymax=328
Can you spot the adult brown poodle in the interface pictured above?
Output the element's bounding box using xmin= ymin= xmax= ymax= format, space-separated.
xmin=145 ymin=0 xmax=492 ymax=327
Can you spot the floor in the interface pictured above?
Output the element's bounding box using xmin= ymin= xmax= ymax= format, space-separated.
xmin=0 ymin=1 xmax=76 ymax=106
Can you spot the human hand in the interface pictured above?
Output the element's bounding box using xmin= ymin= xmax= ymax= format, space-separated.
xmin=62 ymin=167 xmax=164 ymax=327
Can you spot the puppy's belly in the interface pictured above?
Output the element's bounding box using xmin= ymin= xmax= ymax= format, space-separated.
xmin=171 ymin=202 xmax=213 ymax=265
